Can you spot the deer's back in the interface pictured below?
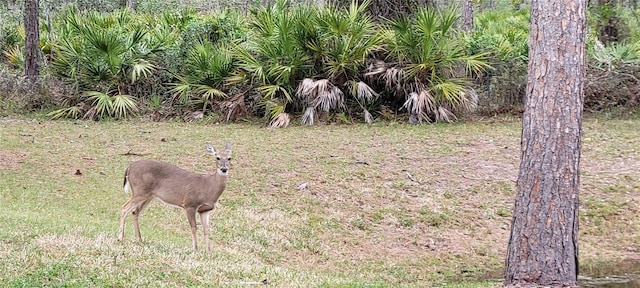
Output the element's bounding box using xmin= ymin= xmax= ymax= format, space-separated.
xmin=126 ymin=159 xmax=221 ymax=208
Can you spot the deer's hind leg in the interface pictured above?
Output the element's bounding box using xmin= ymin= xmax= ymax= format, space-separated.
xmin=118 ymin=196 xmax=153 ymax=242
xmin=132 ymin=198 xmax=154 ymax=241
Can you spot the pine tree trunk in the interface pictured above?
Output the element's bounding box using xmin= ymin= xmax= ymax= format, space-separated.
xmin=596 ymin=0 xmax=619 ymax=44
xmin=462 ymin=0 xmax=473 ymax=32
xmin=504 ymin=0 xmax=586 ymax=286
xmin=24 ymin=0 xmax=40 ymax=80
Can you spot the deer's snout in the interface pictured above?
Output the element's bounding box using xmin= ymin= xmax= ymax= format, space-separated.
xmin=220 ymin=167 xmax=228 ymax=173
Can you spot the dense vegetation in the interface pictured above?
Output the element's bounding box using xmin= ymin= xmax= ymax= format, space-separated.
xmin=1 ymin=0 xmax=639 ymax=125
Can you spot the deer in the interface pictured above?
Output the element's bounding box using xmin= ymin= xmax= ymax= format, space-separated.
xmin=117 ymin=142 xmax=232 ymax=253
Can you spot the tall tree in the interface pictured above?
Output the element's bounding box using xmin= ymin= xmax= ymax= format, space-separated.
xmin=461 ymin=0 xmax=473 ymax=32
xmin=595 ymin=0 xmax=620 ymax=44
xmin=127 ymin=0 xmax=137 ymax=10
xmin=24 ymin=0 xmax=40 ymax=80
xmin=504 ymin=0 xmax=586 ymax=286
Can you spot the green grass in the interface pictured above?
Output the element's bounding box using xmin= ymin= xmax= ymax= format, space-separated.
xmin=0 ymin=116 xmax=639 ymax=286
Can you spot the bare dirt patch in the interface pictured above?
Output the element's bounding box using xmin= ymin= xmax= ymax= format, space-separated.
xmin=0 ymin=150 xmax=28 ymax=171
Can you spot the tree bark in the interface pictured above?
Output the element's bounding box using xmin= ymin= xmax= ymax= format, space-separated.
xmin=24 ymin=0 xmax=40 ymax=80
xmin=127 ymin=0 xmax=137 ymax=10
xmin=461 ymin=0 xmax=473 ymax=32
xmin=504 ymin=0 xmax=586 ymax=286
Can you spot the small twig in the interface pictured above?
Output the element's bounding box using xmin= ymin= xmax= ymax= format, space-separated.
xmin=121 ymin=149 xmax=150 ymax=156
xmin=406 ymin=171 xmax=419 ymax=183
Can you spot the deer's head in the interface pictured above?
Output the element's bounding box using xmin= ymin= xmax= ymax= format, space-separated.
xmin=206 ymin=142 xmax=232 ymax=175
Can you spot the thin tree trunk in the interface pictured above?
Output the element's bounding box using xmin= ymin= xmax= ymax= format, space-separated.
xmin=462 ymin=0 xmax=473 ymax=32
xmin=504 ymin=0 xmax=586 ymax=286
xmin=24 ymin=0 xmax=40 ymax=80
xmin=596 ymin=0 xmax=619 ymax=44
xmin=514 ymin=0 xmax=525 ymax=9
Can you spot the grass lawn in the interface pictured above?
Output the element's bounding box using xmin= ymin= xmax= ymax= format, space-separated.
xmin=1 ymin=116 xmax=639 ymax=287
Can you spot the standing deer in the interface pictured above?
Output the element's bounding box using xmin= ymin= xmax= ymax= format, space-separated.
xmin=117 ymin=142 xmax=232 ymax=253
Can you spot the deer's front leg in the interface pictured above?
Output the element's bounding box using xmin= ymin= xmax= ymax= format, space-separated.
xmin=186 ymin=208 xmax=198 ymax=252
xmin=199 ymin=210 xmax=211 ymax=254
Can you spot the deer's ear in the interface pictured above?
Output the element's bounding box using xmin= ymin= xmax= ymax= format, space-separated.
xmin=225 ymin=142 xmax=232 ymax=152
xmin=205 ymin=143 xmax=216 ymax=155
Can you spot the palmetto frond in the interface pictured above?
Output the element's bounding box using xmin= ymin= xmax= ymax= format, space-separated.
xmin=130 ymin=58 xmax=155 ymax=83
xmin=264 ymin=100 xmax=290 ymax=128
xmin=87 ymin=91 xmax=113 ymax=119
xmin=314 ymin=81 xmax=344 ymax=112
xmin=111 ymin=94 xmax=138 ymax=118
xmin=402 ymin=90 xmax=434 ymax=124
xmin=378 ymin=6 xmax=491 ymax=123
xmin=315 ymin=0 xmax=382 ymax=83
xmin=347 ymin=75 xmax=380 ymax=124
xmin=259 ymin=85 xmax=293 ymax=103
xmin=167 ymin=78 xmax=193 ymax=104
xmin=48 ymin=106 xmax=83 ymax=120
xmin=269 ymin=112 xmax=291 ymax=128
xmin=301 ymin=106 xmax=315 ymax=125
xmin=435 ymin=106 xmax=456 ymax=123
xmin=296 ymin=78 xmax=345 ymax=112
xmin=348 ymin=80 xmax=379 ymax=104
xmin=85 ymin=90 xmax=138 ymax=119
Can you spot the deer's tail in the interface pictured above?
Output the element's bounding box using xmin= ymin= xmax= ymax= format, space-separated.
xmin=123 ymin=167 xmax=131 ymax=194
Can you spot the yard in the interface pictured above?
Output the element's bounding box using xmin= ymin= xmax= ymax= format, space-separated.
xmin=0 ymin=116 xmax=638 ymax=286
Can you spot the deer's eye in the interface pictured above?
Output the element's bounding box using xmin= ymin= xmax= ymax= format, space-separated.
xmin=216 ymin=157 xmax=221 ymax=160
xmin=227 ymin=157 xmax=231 ymax=161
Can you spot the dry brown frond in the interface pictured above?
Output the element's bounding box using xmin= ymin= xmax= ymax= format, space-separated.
xmin=363 ymin=109 xmax=373 ymax=124
xmin=384 ymin=67 xmax=404 ymax=95
xmin=83 ymin=106 xmax=97 ymax=120
xmin=402 ymin=89 xmax=434 ymax=123
xmin=456 ymin=89 xmax=479 ymax=112
xmin=364 ymin=60 xmax=387 ymax=79
xmin=301 ymin=106 xmax=316 ymax=125
xmin=353 ymin=81 xmax=379 ymax=104
xmin=435 ymin=106 xmax=456 ymax=123
xmin=311 ymin=80 xmax=344 ymax=112
xmin=269 ymin=112 xmax=290 ymax=128
xmin=296 ymin=78 xmax=317 ymax=103
xmin=218 ymin=93 xmax=247 ymax=122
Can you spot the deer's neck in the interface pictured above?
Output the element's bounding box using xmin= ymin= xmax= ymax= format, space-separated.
xmin=208 ymin=172 xmax=228 ymax=196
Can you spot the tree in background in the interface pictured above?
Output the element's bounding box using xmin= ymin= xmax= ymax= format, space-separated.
xmin=127 ymin=0 xmax=136 ymax=10
xmin=23 ymin=0 xmax=39 ymax=80
xmin=594 ymin=0 xmax=620 ymax=45
xmin=329 ymin=0 xmax=435 ymax=21
xmin=504 ymin=0 xmax=585 ymax=285
xmin=461 ymin=0 xmax=473 ymax=32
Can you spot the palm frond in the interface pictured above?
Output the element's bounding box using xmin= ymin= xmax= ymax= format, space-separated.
xmin=167 ymin=79 xmax=193 ymax=103
xmin=259 ymin=85 xmax=292 ymax=103
xmin=363 ymin=109 xmax=373 ymax=124
xmin=48 ymin=106 xmax=83 ymax=120
xmin=435 ymin=106 xmax=456 ymax=123
xmin=269 ymin=112 xmax=291 ymax=128
xmin=111 ymin=94 xmax=138 ymax=119
xmin=402 ymin=90 xmax=434 ymax=123
xmin=301 ymin=106 xmax=316 ymax=125
xmin=307 ymin=79 xmax=344 ymax=112
xmin=86 ymin=91 xmax=113 ymax=119
xmin=348 ymin=80 xmax=379 ymax=104
xmin=130 ymin=58 xmax=155 ymax=83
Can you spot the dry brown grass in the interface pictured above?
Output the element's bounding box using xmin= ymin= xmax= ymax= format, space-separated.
xmin=0 ymin=116 xmax=638 ymax=286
